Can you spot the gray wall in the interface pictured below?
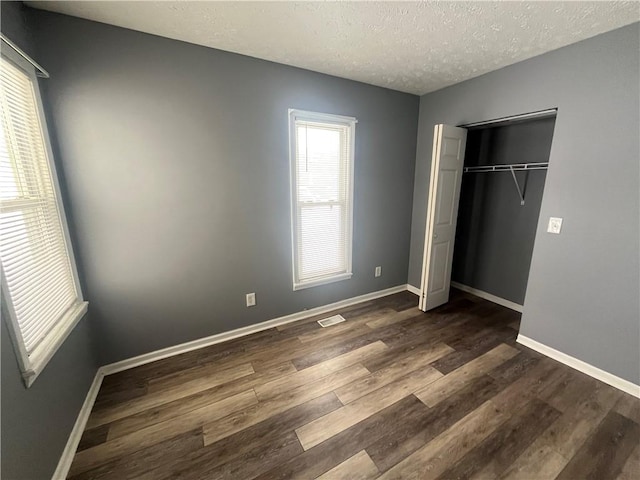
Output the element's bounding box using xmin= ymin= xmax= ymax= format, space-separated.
xmin=409 ymin=23 xmax=640 ymax=384
xmin=452 ymin=118 xmax=555 ymax=305
xmin=1 ymin=3 xmax=100 ymax=479
xmin=28 ymin=9 xmax=419 ymax=364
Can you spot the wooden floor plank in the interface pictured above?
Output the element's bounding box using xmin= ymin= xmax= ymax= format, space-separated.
xmin=430 ymin=325 xmax=514 ymax=375
xmin=70 ymin=389 xmax=257 ymax=475
xmin=365 ymin=307 xmax=423 ymax=329
xmin=437 ymin=398 xmax=561 ymax=479
xmin=202 ymin=363 xmax=370 ymax=446
xmin=290 ymin=334 xmax=388 ymax=371
xmin=415 ymin=343 xmax=519 ymax=407
xmin=254 ymin=341 xmax=387 ymax=401
xmin=556 ymin=411 xmax=640 ymax=480
xmin=500 ymin=444 xmax=569 ymax=480
xmin=377 ymin=400 xmax=508 ymax=480
xmin=255 ymin=395 xmax=430 ymax=480
xmin=69 ymin=429 xmax=203 ymax=480
xmin=366 ymin=374 xmax=506 ymax=473
xmin=487 ymin=350 xmax=541 ymax=386
xmin=316 ymin=450 xmax=379 ymax=480
xmin=94 ymin=361 xmax=295 ymax=439
xmin=140 ymin=392 xmax=342 ymax=480
xmin=536 ymin=368 xmax=600 ymax=413
xmin=533 ymin=382 xmax=622 ymax=461
xmin=76 ymin=424 xmax=110 ymax=452
xmin=334 ymin=343 xmax=452 ymax=404
xmin=613 ymin=392 xmax=640 ymax=424
xmin=87 ymin=362 xmax=255 ymax=429
xmin=616 ymin=443 xmax=640 ymax=480
xmin=180 ymin=431 xmax=303 ymax=480
xmin=296 ymin=366 xmax=442 ymax=449
xmin=489 ymin=357 xmax=564 ymax=411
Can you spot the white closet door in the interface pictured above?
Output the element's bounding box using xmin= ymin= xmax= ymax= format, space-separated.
xmin=419 ymin=124 xmax=467 ymax=311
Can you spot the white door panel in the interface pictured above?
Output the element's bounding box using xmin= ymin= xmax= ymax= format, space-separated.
xmin=419 ymin=124 xmax=467 ymax=311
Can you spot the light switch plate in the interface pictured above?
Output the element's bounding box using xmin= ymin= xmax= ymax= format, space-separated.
xmin=547 ymin=217 xmax=563 ymax=234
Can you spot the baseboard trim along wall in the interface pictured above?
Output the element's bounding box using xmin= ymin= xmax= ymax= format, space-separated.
xmin=517 ymin=334 xmax=640 ymax=399
xmin=101 ymin=284 xmax=408 ymax=375
xmin=52 ymin=368 xmax=105 ymax=480
xmin=406 ymin=284 xmax=420 ymax=296
xmin=450 ymin=281 xmax=523 ymax=313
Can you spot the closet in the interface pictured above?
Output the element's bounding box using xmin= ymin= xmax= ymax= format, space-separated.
xmin=451 ymin=115 xmax=556 ymax=307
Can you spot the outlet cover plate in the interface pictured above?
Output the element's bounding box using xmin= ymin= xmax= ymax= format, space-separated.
xmin=246 ymin=293 xmax=256 ymax=307
xmin=547 ymin=217 xmax=563 ymax=234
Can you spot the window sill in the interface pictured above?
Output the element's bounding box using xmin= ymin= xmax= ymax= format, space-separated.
xmin=21 ymin=301 xmax=89 ymax=388
xmin=293 ymin=272 xmax=353 ymax=291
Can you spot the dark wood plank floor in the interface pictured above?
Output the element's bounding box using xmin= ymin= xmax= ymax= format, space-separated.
xmin=69 ymin=289 xmax=640 ymax=479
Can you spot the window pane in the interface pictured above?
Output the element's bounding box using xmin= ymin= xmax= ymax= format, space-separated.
xmin=296 ymin=124 xmax=342 ymax=202
xmin=299 ymin=204 xmax=345 ymax=279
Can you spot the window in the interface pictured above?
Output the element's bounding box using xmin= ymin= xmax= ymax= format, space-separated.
xmin=1 ymin=50 xmax=87 ymax=387
xmin=289 ymin=109 xmax=356 ymax=290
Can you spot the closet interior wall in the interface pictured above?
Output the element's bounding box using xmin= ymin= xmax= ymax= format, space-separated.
xmin=451 ymin=117 xmax=556 ymax=305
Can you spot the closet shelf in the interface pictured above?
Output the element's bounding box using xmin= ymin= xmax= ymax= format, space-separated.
xmin=462 ymin=162 xmax=549 ymax=173
xmin=462 ymin=162 xmax=549 ymax=206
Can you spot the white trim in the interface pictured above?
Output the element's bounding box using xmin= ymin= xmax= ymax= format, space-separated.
xmin=101 ymin=284 xmax=408 ymax=375
xmin=52 ymin=368 xmax=105 ymax=480
xmin=517 ymin=335 xmax=640 ymax=399
xmin=288 ymin=109 xmax=358 ymax=125
xmin=406 ymin=284 xmax=421 ymax=296
xmin=451 ymin=281 xmax=523 ymax=313
xmin=419 ymin=124 xmax=443 ymax=311
xmin=288 ymin=108 xmax=356 ymax=291
xmin=293 ymin=272 xmax=353 ymax=291
xmin=24 ymin=302 xmax=88 ymax=387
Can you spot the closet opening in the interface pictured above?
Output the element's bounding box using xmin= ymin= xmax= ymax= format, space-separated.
xmin=418 ymin=109 xmax=557 ymax=313
xmin=451 ymin=113 xmax=557 ymax=310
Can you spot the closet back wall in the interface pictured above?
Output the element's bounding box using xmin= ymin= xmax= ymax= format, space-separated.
xmin=29 ymin=9 xmax=419 ymax=363
xmin=452 ymin=118 xmax=555 ymax=305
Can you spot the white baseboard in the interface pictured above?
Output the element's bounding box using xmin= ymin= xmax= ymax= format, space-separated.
xmin=517 ymin=335 xmax=640 ymax=398
xmin=101 ymin=284 xmax=408 ymax=375
xmin=406 ymin=284 xmax=421 ymax=296
xmin=450 ymin=281 xmax=523 ymax=313
xmin=52 ymin=367 xmax=105 ymax=479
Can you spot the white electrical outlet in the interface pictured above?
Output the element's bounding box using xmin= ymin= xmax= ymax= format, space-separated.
xmin=547 ymin=217 xmax=563 ymax=234
xmin=246 ymin=292 xmax=256 ymax=307
xmin=375 ymin=266 xmax=382 ymax=277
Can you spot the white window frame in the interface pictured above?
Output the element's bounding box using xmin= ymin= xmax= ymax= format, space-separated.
xmin=288 ymin=109 xmax=356 ymax=291
xmin=1 ymin=47 xmax=88 ymax=387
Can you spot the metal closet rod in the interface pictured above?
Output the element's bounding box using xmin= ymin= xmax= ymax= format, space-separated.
xmin=463 ymin=162 xmax=549 ymax=206
xmin=463 ymin=162 xmax=549 ymax=173
xmin=0 ymin=34 xmax=50 ymax=78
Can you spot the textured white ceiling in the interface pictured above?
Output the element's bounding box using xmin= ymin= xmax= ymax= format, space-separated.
xmin=27 ymin=1 xmax=640 ymax=95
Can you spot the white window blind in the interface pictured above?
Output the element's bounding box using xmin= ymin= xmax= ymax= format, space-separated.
xmin=289 ymin=110 xmax=356 ymax=290
xmin=0 ymin=53 xmax=87 ymax=387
